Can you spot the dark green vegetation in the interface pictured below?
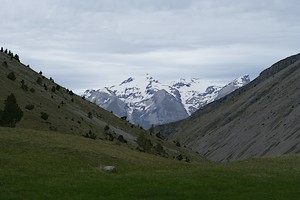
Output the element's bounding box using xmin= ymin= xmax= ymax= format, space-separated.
xmin=1 ymin=128 xmax=300 ymax=200
xmin=0 ymin=94 xmax=23 ymax=127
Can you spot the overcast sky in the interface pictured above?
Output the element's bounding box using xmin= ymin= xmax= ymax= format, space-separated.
xmin=1 ymin=0 xmax=299 ymax=93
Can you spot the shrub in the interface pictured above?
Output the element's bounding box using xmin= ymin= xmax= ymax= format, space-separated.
xmin=104 ymin=125 xmax=110 ymax=131
xmin=40 ymin=112 xmax=49 ymax=120
xmin=2 ymin=61 xmax=8 ymax=68
xmin=30 ymin=88 xmax=35 ymax=93
xmin=88 ymin=111 xmax=92 ymax=119
xmin=56 ymin=85 xmax=61 ymax=91
xmin=154 ymin=143 xmax=167 ymax=156
xmin=14 ymin=54 xmax=20 ymax=62
xmin=51 ymin=86 xmax=56 ymax=93
xmin=137 ymin=133 xmax=153 ymax=152
xmin=84 ymin=130 xmax=96 ymax=140
xmin=117 ymin=135 xmax=127 ymax=143
xmin=120 ymin=116 xmax=127 ymax=120
xmin=176 ymin=154 xmax=183 ymax=161
xmin=21 ymin=80 xmax=29 ymax=91
xmin=25 ymin=104 xmax=34 ymax=110
xmin=0 ymin=94 xmax=23 ymax=127
xmin=106 ymin=132 xmax=115 ymax=141
xmin=36 ymin=77 xmax=42 ymax=85
xmin=7 ymin=72 xmax=16 ymax=80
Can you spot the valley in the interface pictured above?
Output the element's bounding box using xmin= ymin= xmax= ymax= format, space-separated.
xmin=1 ymin=49 xmax=300 ymax=199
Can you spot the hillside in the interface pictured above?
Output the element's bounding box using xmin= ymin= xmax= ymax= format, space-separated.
xmin=0 ymin=50 xmax=194 ymax=159
xmin=1 ymin=127 xmax=300 ymax=200
xmin=156 ymin=53 xmax=300 ymax=162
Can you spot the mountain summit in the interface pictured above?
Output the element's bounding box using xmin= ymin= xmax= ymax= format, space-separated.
xmin=84 ymin=74 xmax=250 ymax=128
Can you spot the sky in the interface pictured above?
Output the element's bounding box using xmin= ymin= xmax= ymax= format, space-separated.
xmin=1 ymin=0 xmax=300 ymax=93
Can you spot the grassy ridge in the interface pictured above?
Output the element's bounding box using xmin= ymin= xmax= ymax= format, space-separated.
xmin=1 ymin=128 xmax=300 ymax=200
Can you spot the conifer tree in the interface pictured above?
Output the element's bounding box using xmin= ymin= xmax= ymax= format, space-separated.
xmin=0 ymin=94 xmax=23 ymax=127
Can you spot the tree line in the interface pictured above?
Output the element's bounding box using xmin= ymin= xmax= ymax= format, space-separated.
xmin=0 ymin=47 xmax=20 ymax=62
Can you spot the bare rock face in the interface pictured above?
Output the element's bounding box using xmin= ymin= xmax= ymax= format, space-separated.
xmin=157 ymin=53 xmax=300 ymax=162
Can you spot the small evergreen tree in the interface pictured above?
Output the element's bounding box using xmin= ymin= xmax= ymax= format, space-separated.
xmin=2 ymin=61 xmax=8 ymax=68
xmin=51 ymin=86 xmax=56 ymax=93
xmin=137 ymin=133 xmax=153 ymax=152
xmin=0 ymin=94 xmax=23 ymax=127
xmin=14 ymin=54 xmax=20 ymax=62
xmin=88 ymin=111 xmax=92 ymax=119
xmin=36 ymin=77 xmax=42 ymax=85
xmin=40 ymin=112 xmax=49 ymax=120
xmin=0 ymin=47 xmax=3 ymax=52
xmin=7 ymin=72 xmax=16 ymax=80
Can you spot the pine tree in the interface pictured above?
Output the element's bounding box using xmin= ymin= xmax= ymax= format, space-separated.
xmin=0 ymin=47 xmax=3 ymax=52
xmin=0 ymin=94 xmax=23 ymax=127
xmin=14 ymin=54 xmax=20 ymax=62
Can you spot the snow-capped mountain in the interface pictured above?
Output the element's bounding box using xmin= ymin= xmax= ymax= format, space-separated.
xmin=83 ymin=74 xmax=250 ymax=128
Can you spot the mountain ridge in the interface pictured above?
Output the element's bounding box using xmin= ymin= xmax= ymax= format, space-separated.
xmin=84 ymin=74 xmax=250 ymax=128
xmin=156 ymin=53 xmax=300 ymax=162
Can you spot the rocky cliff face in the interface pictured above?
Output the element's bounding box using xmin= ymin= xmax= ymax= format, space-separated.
xmin=83 ymin=74 xmax=250 ymax=128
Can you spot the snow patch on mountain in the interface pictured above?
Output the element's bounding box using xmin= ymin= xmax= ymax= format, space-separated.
xmin=83 ymin=74 xmax=250 ymax=128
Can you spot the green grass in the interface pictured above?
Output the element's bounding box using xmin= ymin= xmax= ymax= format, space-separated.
xmin=1 ymin=127 xmax=300 ymax=200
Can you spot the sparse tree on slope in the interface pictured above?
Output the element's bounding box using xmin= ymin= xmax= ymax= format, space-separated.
xmin=0 ymin=94 xmax=23 ymax=127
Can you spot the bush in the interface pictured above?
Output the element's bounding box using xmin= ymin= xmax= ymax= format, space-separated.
xmin=7 ymin=72 xmax=16 ymax=80
xmin=14 ymin=54 xmax=20 ymax=62
xmin=0 ymin=94 xmax=23 ymax=127
xmin=106 ymin=132 xmax=115 ymax=141
xmin=104 ymin=125 xmax=110 ymax=131
xmin=30 ymin=88 xmax=35 ymax=93
xmin=137 ymin=133 xmax=153 ymax=152
xmin=25 ymin=104 xmax=35 ymax=110
xmin=154 ymin=143 xmax=167 ymax=156
xmin=40 ymin=112 xmax=49 ymax=120
xmin=117 ymin=135 xmax=127 ymax=143
xmin=21 ymin=80 xmax=29 ymax=91
xmin=2 ymin=61 xmax=8 ymax=68
xmin=84 ymin=130 xmax=96 ymax=140
xmin=36 ymin=77 xmax=42 ymax=85
xmin=176 ymin=154 xmax=183 ymax=161
xmin=88 ymin=111 xmax=92 ymax=119
xmin=120 ymin=116 xmax=127 ymax=120
xmin=51 ymin=86 xmax=56 ymax=93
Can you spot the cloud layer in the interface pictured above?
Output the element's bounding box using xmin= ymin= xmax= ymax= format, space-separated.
xmin=1 ymin=0 xmax=299 ymax=92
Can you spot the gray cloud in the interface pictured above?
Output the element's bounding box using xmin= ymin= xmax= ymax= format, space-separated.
xmin=1 ymin=0 xmax=299 ymax=93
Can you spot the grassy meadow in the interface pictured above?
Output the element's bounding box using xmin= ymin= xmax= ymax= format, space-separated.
xmin=1 ymin=127 xmax=300 ymax=200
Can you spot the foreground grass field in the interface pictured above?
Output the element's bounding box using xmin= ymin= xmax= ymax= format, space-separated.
xmin=1 ymin=127 xmax=300 ymax=200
